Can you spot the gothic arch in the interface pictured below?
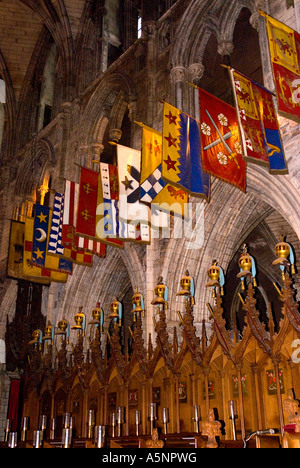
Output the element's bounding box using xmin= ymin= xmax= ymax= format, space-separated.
xmin=159 ymin=164 xmax=300 ymax=325
xmin=55 ymin=242 xmax=145 ymax=330
xmin=15 ymin=137 xmax=56 ymax=199
xmin=81 ymin=72 xmax=137 ymax=149
xmin=170 ymin=0 xmax=262 ymax=68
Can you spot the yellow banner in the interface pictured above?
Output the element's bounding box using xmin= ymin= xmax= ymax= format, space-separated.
xmin=23 ymin=217 xmax=67 ymax=284
xmin=140 ymin=123 xmax=188 ymax=217
xmin=262 ymin=12 xmax=299 ymax=75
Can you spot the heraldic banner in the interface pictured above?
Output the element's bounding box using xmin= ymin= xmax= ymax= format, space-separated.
xmin=138 ymin=123 xmax=188 ymax=217
xmin=162 ymin=102 xmax=210 ymax=200
xmin=230 ymin=68 xmax=288 ymax=175
xmin=260 ymin=11 xmax=300 ymax=123
xmin=199 ymin=88 xmax=246 ymax=192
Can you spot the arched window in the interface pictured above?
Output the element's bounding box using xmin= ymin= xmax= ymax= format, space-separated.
xmin=200 ymin=8 xmax=263 ymax=106
xmin=37 ymin=43 xmax=57 ymax=132
xmin=121 ymin=0 xmax=142 ymax=50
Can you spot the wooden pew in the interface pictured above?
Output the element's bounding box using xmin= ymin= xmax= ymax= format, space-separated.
xmin=255 ymin=435 xmax=281 ymax=448
xmin=282 ymin=433 xmax=300 ymax=448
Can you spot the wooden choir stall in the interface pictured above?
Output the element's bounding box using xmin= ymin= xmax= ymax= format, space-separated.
xmin=4 ymin=239 xmax=300 ymax=449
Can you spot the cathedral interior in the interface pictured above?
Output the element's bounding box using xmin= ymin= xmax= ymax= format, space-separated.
xmin=0 ymin=0 xmax=300 ymax=450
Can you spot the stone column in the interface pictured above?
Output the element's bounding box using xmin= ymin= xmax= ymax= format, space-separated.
xmin=91 ymin=143 xmax=105 ymax=171
xmin=109 ymin=129 xmax=122 ymax=143
xmin=250 ymin=0 xmax=274 ymax=91
xmin=170 ymin=66 xmax=187 ymax=110
xmin=188 ymin=63 xmax=205 ymax=120
xmin=58 ymin=102 xmax=72 ymax=180
xmin=217 ymin=41 xmax=234 ymax=57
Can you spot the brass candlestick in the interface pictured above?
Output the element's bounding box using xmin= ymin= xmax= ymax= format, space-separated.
xmin=8 ymin=432 xmax=17 ymax=448
xmin=117 ymin=406 xmax=124 ymax=437
xmin=135 ymin=410 xmax=141 ymax=436
xmin=229 ymin=400 xmax=238 ymax=441
xmin=62 ymin=428 xmax=72 ymax=448
xmin=88 ymin=409 xmax=95 ymax=439
xmin=33 ymin=430 xmax=43 ymax=448
xmin=149 ymin=403 xmax=157 ymax=434
xmin=21 ymin=417 xmax=29 ymax=442
xmin=4 ymin=419 xmax=11 ymax=442
xmin=111 ymin=412 xmax=116 ymax=438
xmin=192 ymin=405 xmax=201 ymax=433
xmin=50 ymin=418 xmax=56 ymax=440
xmin=63 ymin=412 xmax=72 ymax=429
xmin=40 ymin=414 xmax=47 ymax=433
xmin=95 ymin=426 xmax=106 ymax=448
xmin=162 ymin=408 xmax=169 ymax=435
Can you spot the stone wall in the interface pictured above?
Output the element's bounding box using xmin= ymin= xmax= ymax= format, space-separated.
xmin=0 ymin=0 xmax=300 ymax=434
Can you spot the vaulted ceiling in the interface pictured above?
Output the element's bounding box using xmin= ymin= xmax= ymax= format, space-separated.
xmin=0 ymin=0 xmax=91 ymax=100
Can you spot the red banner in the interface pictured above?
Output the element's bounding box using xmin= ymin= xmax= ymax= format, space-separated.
xmin=76 ymin=167 xmax=100 ymax=239
xmin=199 ymin=88 xmax=246 ymax=192
xmin=262 ymin=11 xmax=300 ymax=123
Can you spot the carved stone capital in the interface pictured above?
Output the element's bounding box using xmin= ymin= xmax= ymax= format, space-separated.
xmin=217 ymin=41 xmax=234 ymax=56
xmin=250 ymin=12 xmax=262 ymax=31
xmin=188 ymin=63 xmax=205 ymax=85
xmin=91 ymin=143 xmax=105 ymax=158
xmin=109 ymin=128 xmax=122 ymax=142
xmin=142 ymin=20 xmax=157 ymax=37
xmin=128 ymin=100 xmax=137 ymax=122
xmin=170 ymin=66 xmax=187 ymax=84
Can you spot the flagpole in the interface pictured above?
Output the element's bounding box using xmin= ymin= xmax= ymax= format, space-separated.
xmin=221 ymin=64 xmax=276 ymax=96
xmin=186 ymin=81 xmax=200 ymax=90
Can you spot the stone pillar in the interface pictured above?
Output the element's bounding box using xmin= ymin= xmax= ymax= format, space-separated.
xmin=217 ymin=41 xmax=234 ymax=57
xmin=188 ymin=63 xmax=205 ymax=120
xmin=78 ymin=145 xmax=89 ymax=168
xmin=250 ymin=0 xmax=274 ymax=91
xmin=91 ymin=143 xmax=105 ymax=171
xmin=58 ymin=102 xmax=72 ymax=180
xmin=109 ymin=129 xmax=122 ymax=143
xmin=170 ymin=66 xmax=187 ymax=110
